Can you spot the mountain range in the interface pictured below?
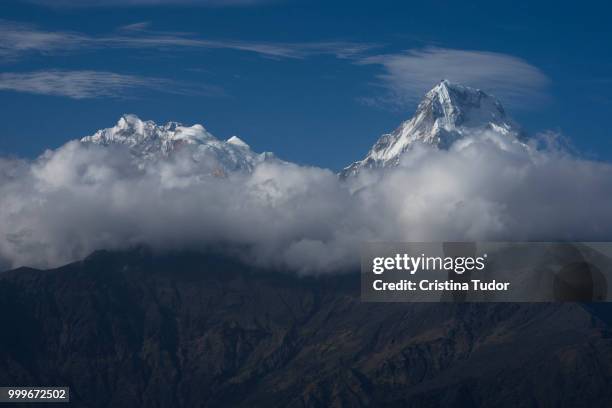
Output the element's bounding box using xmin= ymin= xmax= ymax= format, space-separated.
xmin=2 ymin=82 xmax=611 ymax=407
xmin=341 ymin=80 xmax=522 ymax=177
xmin=81 ymin=113 xmax=277 ymax=175
xmin=77 ymin=80 xmax=520 ymax=177
xmin=1 ymin=249 xmax=611 ymax=407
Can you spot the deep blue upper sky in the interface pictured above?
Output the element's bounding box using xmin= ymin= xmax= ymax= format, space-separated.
xmin=0 ymin=0 xmax=611 ymax=170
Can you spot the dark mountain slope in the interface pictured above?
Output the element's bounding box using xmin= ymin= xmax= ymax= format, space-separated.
xmin=1 ymin=249 xmax=611 ymax=407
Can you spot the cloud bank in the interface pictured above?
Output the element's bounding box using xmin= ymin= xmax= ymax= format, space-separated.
xmin=1 ymin=129 xmax=612 ymax=274
xmin=360 ymin=47 xmax=549 ymax=108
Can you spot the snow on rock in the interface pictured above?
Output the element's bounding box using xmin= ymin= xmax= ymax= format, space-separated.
xmin=341 ymin=80 xmax=523 ymax=177
xmin=80 ymin=114 xmax=276 ymax=174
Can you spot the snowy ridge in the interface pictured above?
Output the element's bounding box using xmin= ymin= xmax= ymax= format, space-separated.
xmin=341 ymin=80 xmax=522 ymax=177
xmin=81 ymin=114 xmax=276 ymax=174
xmin=78 ymin=81 xmax=520 ymax=178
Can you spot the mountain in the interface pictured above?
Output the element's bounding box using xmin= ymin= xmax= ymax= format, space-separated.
xmin=79 ymin=82 xmax=518 ymax=180
xmin=1 ymin=249 xmax=612 ymax=407
xmin=81 ymin=114 xmax=276 ymax=175
xmin=342 ymin=80 xmax=522 ymax=177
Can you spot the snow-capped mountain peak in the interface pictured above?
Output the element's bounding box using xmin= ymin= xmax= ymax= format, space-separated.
xmin=423 ymin=79 xmax=509 ymax=129
xmin=341 ymin=80 xmax=521 ymax=177
xmin=226 ymin=135 xmax=250 ymax=149
xmin=80 ymin=114 xmax=275 ymax=174
xmin=82 ymin=114 xmax=214 ymax=150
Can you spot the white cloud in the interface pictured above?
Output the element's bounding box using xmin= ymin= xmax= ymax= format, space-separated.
xmin=360 ymin=47 xmax=549 ymax=108
xmin=21 ymin=0 xmax=276 ymax=7
xmin=0 ymin=20 xmax=88 ymax=59
xmin=0 ymin=19 xmax=375 ymax=60
xmin=0 ymin=70 xmax=219 ymax=99
xmin=116 ymin=22 xmax=152 ymax=32
xmin=108 ymin=37 xmax=375 ymax=59
xmin=1 ymin=128 xmax=612 ymax=273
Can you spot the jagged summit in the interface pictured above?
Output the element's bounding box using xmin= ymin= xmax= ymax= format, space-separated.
xmin=80 ymin=114 xmax=275 ymax=174
xmin=226 ymin=135 xmax=250 ymax=149
xmin=341 ymin=80 xmax=521 ymax=177
xmin=422 ymin=80 xmax=510 ymax=129
xmin=81 ymin=114 xmax=215 ymax=154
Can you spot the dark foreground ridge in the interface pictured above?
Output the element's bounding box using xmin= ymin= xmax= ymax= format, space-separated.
xmin=1 ymin=249 xmax=612 ymax=407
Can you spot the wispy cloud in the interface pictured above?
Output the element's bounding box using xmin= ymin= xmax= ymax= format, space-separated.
xmin=0 ymin=20 xmax=88 ymax=59
xmin=116 ymin=21 xmax=152 ymax=32
xmin=359 ymin=47 xmax=550 ymax=108
xmin=0 ymin=70 xmax=220 ymax=99
xmin=106 ymin=36 xmax=375 ymax=59
xmin=20 ymin=0 xmax=276 ymax=7
xmin=0 ymin=19 xmax=375 ymax=60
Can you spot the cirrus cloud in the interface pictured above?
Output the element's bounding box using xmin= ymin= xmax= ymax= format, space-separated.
xmin=18 ymin=0 xmax=277 ymax=7
xmin=0 ymin=70 xmax=222 ymax=99
xmin=0 ymin=19 xmax=376 ymax=61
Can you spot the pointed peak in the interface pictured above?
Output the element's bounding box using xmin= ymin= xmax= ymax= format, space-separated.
xmin=341 ymin=81 xmax=521 ymax=176
xmin=115 ymin=114 xmax=155 ymax=137
xmin=429 ymin=79 xmax=454 ymax=92
xmin=417 ymin=80 xmax=505 ymax=122
xmin=117 ymin=114 xmax=144 ymax=128
xmin=227 ymin=136 xmax=250 ymax=149
xmin=436 ymin=79 xmax=451 ymax=92
xmin=427 ymin=80 xmax=482 ymax=99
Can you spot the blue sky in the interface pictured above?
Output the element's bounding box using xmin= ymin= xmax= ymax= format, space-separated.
xmin=0 ymin=0 xmax=611 ymax=170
